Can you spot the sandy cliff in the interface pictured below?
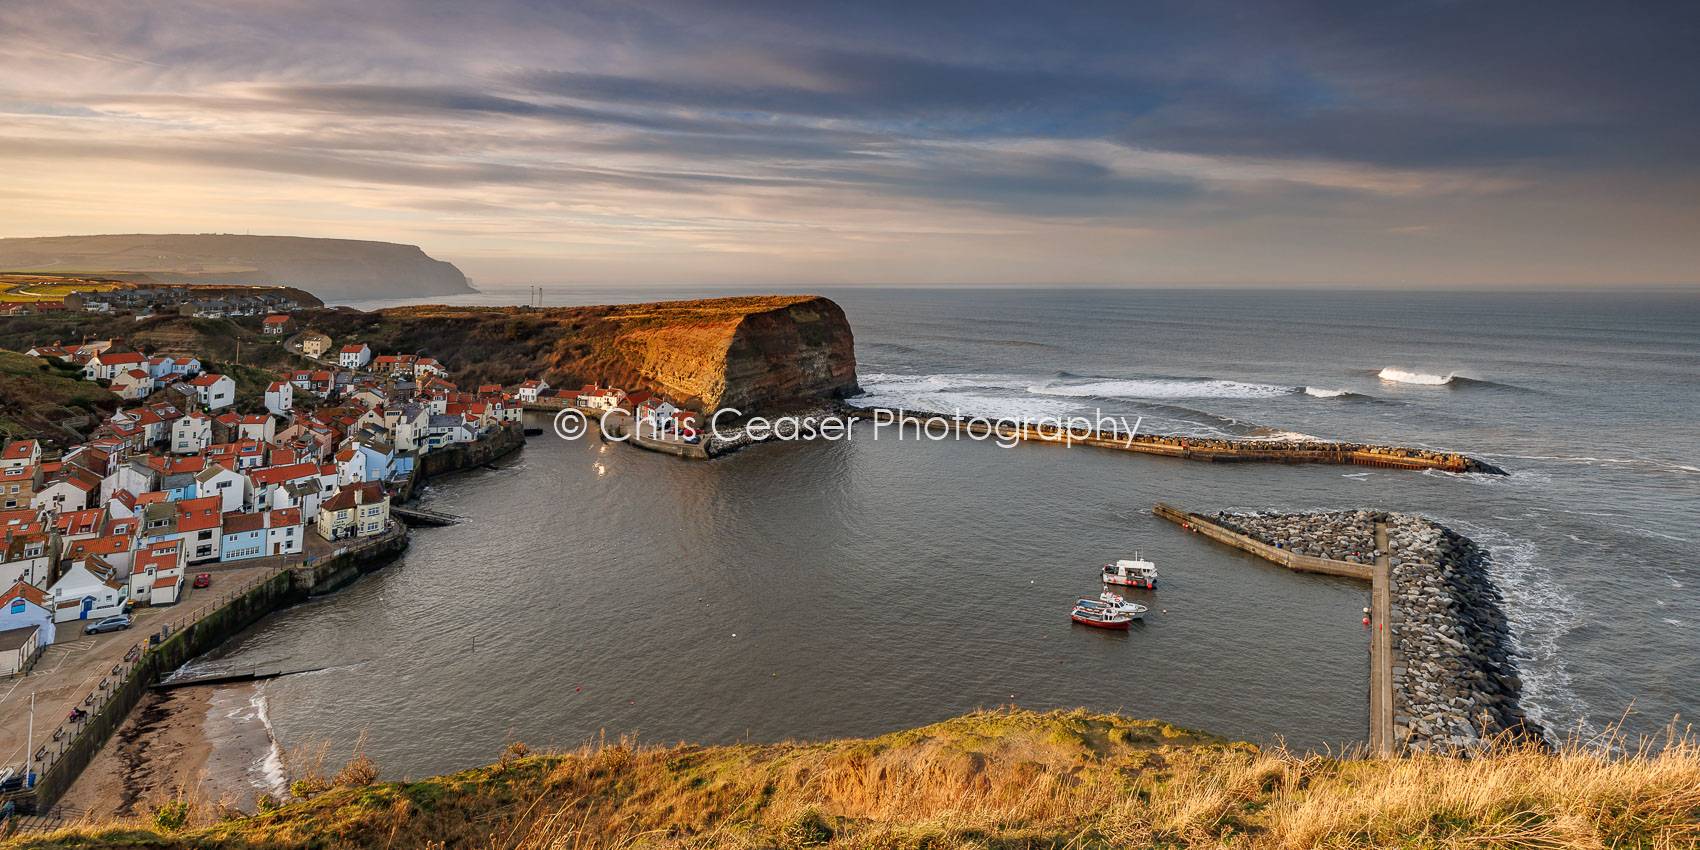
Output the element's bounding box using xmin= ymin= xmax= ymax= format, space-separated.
xmin=305 ymin=294 xmax=859 ymax=412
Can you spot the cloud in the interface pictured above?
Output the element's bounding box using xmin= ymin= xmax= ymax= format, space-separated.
xmin=0 ymin=0 xmax=1693 ymax=284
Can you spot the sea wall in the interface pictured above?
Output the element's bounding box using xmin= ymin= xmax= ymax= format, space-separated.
xmin=848 ymin=408 xmax=1503 ymax=474
xmin=16 ymin=531 xmax=416 ymax=810
xmin=1205 ymin=508 xmax=1542 ymax=752
xmin=391 ymin=423 xmax=526 ymax=503
xmin=19 ymin=570 xmax=295 ymax=808
xmin=1383 ymin=513 xmax=1540 ymax=751
xmin=1153 ymin=503 xmax=1373 ymax=580
xmin=289 ymin=523 xmax=411 ymax=596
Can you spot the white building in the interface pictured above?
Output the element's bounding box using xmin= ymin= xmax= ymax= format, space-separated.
xmin=264 ymin=380 xmax=294 ymax=415
xmin=237 ymin=414 xmax=276 ymax=443
xmin=186 ymin=374 xmax=237 ymax=410
xmin=195 ymin=463 xmax=249 ymax=513
xmin=2 ymin=439 xmax=42 ymax=470
xmin=172 ymin=413 xmax=214 ymax=454
xmin=0 ymin=580 xmax=55 ymax=648
xmin=517 ymin=379 xmax=550 ymax=403
xmin=266 ymin=508 xmax=305 ymax=557
xmin=49 ymin=556 xmax=129 ymax=623
xmin=83 ymin=351 xmax=147 ymax=382
xmin=128 ymin=540 xmax=185 ymax=606
xmin=338 ymin=344 xmax=373 ymax=369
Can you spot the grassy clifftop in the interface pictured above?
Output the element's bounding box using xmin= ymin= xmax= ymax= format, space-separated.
xmin=0 ymin=349 xmax=118 ymax=443
xmin=9 ymin=709 xmax=1696 ymax=849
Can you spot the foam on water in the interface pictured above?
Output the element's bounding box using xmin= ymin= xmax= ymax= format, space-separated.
xmin=1304 ymin=386 xmax=1352 ymax=398
xmin=1027 ymin=377 xmax=1297 ymax=400
xmin=1446 ymin=519 xmax=1591 ymax=740
xmin=1378 ymin=367 xmax=1455 ymax=385
xmin=254 ymin=685 xmax=288 ymax=796
xmin=849 ymin=373 xmax=1077 ymax=420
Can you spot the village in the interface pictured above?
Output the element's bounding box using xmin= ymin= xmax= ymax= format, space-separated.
xmin=0 ymin=312 xmax=709 ymax=798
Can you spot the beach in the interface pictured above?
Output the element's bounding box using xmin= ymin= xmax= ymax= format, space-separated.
xmin=56 ymin=682 xmax=280 ymax=818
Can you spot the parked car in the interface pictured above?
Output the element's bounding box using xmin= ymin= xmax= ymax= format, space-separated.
xmin=84 ymin=615 xmax=133 ymax=635
xmin=193 ymin=573 xmax=212 ymax=589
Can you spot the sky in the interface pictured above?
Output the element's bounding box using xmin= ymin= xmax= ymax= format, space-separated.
xmin=0 ymin=0 xmax=1696 ymax=287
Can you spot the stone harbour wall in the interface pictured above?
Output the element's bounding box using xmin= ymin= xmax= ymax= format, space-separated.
xmin=1213 ymin=508 xmax=1545 ymax=752
xmin=1383 ymin=513 xmax=1542 ymax=752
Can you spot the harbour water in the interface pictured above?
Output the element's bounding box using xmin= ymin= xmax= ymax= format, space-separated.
xmin=185 ymin=286 xmax=1699 ymax=780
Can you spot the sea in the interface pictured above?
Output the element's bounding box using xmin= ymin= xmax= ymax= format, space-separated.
xmin=178 ymin=284 xmax=1700 ymax=780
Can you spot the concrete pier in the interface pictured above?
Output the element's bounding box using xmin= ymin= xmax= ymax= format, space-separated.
xmin=1155 ymin=504 xmax=1538 ymax=755
xmin=1369 ymin=523 xmax=1394 ymax=756
xmin=1153 ymin=504 xmax=1391 ymax=752
xmin=1153 ymin=503 xmax=1372 ymax=580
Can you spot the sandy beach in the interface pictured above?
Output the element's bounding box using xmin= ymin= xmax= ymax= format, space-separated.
xmin=57 ymin=682 xmax=281 ymax=818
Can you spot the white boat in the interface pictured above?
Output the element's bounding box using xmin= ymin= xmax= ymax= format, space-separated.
xmin=1070 ymin=600 xmax=1134 ymax=629
xmin=1101 ymin=555 xmax=1158 ymax=589
xmin=1093 ymin=591 xmax=1148 ymax=618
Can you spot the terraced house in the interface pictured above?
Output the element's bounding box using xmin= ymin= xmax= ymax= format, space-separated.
xmin=317 ymin=481 xmax=389 ymax=541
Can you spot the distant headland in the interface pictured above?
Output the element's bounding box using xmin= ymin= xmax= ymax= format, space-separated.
xmin=0 ymin=234 xmax=473 ymax=301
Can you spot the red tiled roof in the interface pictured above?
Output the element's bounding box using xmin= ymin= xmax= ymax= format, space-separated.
xmin=321 ymin=481 xmax=385 ymax=512
xmin=0 ymin=580 xmax=50 ymax=608
xmin=248 ymin=462 xmax=321 ymax=487
xmin=221 ymin=512 xmax=265 ymax=533
xmin=175 ymin=495 xmax=223 ymax=532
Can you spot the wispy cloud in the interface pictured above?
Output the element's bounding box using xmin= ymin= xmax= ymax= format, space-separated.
xmin=0 ymin=0 xmax=1694 ymax=285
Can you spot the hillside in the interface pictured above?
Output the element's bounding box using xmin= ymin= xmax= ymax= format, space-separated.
xmin=6 ymin=709 xmax=1695 ymax=849
xmin=0 ymin=295 xmax=859 ymax=413
xmin=0 ymin=349 xmax=119 ymax=444
xmin=0 ymin=315 xmax=304 ymax=376
xmin=0 ymin=235 xmax=471 ymax=301
xmin=300 ymin=295 xmax=860 ymax=411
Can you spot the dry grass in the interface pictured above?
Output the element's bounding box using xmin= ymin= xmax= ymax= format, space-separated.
xmin=6 ymin=709 xmax=1697 ymax=849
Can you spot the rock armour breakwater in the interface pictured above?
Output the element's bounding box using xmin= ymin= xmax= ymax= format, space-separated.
xmin=1382 ymin=513 xmax=1543 ymax=752
xmin=1213 ymin=509 xmax=1543 ymax=753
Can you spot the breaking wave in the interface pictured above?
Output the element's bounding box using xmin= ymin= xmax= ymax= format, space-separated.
xmin=1378 ymin=367 xmax=1456 ymax=385
xmin=1025 ymin=377 xmax=1295 ymax=400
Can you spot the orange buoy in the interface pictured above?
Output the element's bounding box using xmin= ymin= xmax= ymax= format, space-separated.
xmin=1363 ymin=617 xmax=1370 ymax=625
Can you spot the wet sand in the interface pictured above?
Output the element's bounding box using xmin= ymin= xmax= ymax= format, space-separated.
xmin=58 ymin=682 xmax=280 ymax=818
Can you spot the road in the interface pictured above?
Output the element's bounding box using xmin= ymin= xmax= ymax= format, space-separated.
xmin=0 ymin=566 xmax=272 ymax=779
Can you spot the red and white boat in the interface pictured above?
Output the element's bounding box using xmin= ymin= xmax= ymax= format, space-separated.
xmin=1101 ymin=556 xmax=1158 ymax=589
xmin=1071 ymin=599 xmax=1134 ymax=629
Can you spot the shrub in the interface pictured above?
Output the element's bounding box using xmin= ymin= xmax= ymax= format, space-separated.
xmin=151 ymin=799 xmax=191 ymax=832
xmin=290 ymin=777 xmax=331 ymax=800
xmin=780 ymin=809 xmax=834 ymax=847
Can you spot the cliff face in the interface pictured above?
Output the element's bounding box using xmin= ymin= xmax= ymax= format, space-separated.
xmin=314 ymin=295 xmax=858 ymax=413
xmin=566 ymin=295 xmax=859 ymax=412
xmin=0 ymin=234 xmax=472 ymax=300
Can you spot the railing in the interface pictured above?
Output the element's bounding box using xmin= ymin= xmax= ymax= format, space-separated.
xmin=2 ymin=521 xmax=406 ymax=808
